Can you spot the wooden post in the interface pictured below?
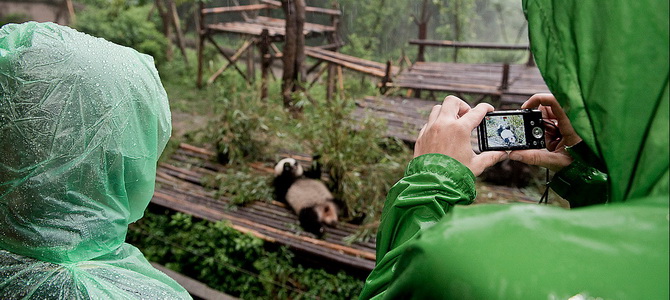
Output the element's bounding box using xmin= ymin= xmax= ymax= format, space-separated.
xmin=326 ymin=1 xmax=340 ymax=101
xmin=260 ymin=29 xmax=271 ymax=99
xmin=281 ymin=0 xmax=297 ymax=108
xmin=65 ymin=0 xmax=76 ymax=24
xmin=500 ymin=63 xmax=510 ymax=91
xmin=295 ymin=0 xmax=307 ymax=84
xmin=196 ymin=1 xmax=205 ymax=88
xmin=526 ymin=51 xmax=536 ymax=67
xmin=155 ymin=0 xmax=173 ymax=61
xmin=246 ymin=40 xmax=255 ymax=82
xmin=169 ymin=0 xmax=189 ymax=65
xmin=414 ymin=0 xmax=431 ymax=62
xmin=281 ymin=0 xmax=306 ymax=110
xmin=326 ymin=63 xmax=335 ymax=101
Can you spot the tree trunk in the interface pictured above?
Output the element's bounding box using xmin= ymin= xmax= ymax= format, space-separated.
xmin=281 ymin=0 xmax=306 ymax=111
xmin=155 ymin=0 xmax=173 ymax=61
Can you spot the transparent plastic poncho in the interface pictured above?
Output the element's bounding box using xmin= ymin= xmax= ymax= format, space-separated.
xmin=0 ymin=22 xmax=189 ymax=299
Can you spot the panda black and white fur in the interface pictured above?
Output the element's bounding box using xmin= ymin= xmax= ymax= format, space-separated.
xmin=273 ymin=157 xmax=338 ymax=237
xmin=497 ymin=124 xmax=517 ymax=146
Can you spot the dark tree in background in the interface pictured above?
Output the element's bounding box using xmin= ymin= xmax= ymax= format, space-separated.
xmin=281 ymin=0 xmax=307 ymax=111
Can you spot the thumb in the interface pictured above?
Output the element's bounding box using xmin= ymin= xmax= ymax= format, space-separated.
xmin=471 ymin=151 xmax=507 ymax=176
xmin=509 ymin=150 xmax=572 ymax=171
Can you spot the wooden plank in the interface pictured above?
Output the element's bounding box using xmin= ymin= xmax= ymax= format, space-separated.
xmin=202 ymin=4 xmax=271 ymax=15
xmin=253 ymin=16 xmax=335 ymax=34
xmin=151 ymin=191 xmax=377 ymax=271
xmin=261 ymin=0 xmax=342 ymax=16
xmin=150 ymin=263 xmax=238 ymax=300
xmin=409 ymin=39 xmax=529 ymax=50
xmin=153 ymin=148 xmax=379 ymax=272
xmin=305 ymin=50 xmax=387 ymax=77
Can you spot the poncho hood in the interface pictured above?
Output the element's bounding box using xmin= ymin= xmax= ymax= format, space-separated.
xmin=523 ymin=0 xmax=669 ymax=203
xmin=0 ymin=22 xmax=171 ymax=264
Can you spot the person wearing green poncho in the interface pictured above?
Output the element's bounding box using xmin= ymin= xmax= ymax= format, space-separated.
xmin=360 ymin=0 xmax=669 ymax=299
xmin=0 ymin=22 xmax=190 ymax=298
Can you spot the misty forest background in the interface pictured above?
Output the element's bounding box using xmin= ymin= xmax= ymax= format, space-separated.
xmin=1 ymin=1 xmax=542 ymax=299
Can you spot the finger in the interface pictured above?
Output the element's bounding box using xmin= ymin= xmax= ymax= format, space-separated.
xmin=426 ymin=105 xmax=442 ymax=127
xmin=523 ymin=94 xmax=569 ymax=123
xmin=460 ymin=103 xmax=494 ymax=130
xmin=439 ymin=95 xmax=470 ymax=119
xmin=509 ymin=149 xmax=573 ymax=172
xmin=470 ymin=151 xmax=507 ymax=176
xmin=538 ymin=105 xmax=557 ymax=121
xmin=418 ymin=123 xmax=427 ymax=139
xmin=521 ymin=93 xmax=554 ymax=109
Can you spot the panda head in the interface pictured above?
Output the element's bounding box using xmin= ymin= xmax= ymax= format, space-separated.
xmin=274 ymin=158 xmax=303 ymax=178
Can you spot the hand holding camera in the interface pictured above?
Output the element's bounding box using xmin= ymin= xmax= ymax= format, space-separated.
xmin=414 ymin=96 xmax=507 ymax=176
xmin=508 ymin=93 xmax=583 ymax=171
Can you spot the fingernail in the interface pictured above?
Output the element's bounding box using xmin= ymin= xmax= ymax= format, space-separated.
xmin=509 ymin=153 xmax=520 ymax=161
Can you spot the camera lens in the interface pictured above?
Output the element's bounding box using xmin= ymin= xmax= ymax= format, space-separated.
xmin=532 ymin=127 xmax=543 ymax=139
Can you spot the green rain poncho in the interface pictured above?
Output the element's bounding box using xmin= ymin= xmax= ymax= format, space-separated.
xmin=0 ymin=22 xmax=190 ymax=298
xmin=360 ymin=0 xmax=669 ymax=299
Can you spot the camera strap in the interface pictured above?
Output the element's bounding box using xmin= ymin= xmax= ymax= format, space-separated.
xmin=538 ymin=168 xmax=550 ymax=204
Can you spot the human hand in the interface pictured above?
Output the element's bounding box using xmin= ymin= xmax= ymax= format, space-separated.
xmin=414 ymin=96 xmax=507 ymax=176
xmin=509 ymin=93 xmax=582 ymax=171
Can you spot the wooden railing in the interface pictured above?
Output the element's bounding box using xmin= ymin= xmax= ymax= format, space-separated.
xmin=409 ymin=39 xmax=534 ymax=66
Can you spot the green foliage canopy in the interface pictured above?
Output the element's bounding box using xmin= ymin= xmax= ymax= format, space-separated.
xmin=75 ymin=4 xmax=169 ymax=65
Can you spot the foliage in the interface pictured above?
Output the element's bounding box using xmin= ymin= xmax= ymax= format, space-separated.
xmin=74 ymin=4 xmax=169 ymax=65
xmin=205 ymin=168 xmax=275 ymax=206
xmin=0 ymin=13 xmax=31 ymax=27
xmin=297 ymin=96 xmax=411 ymax=220
xmin=208 ymin=84 xmax=279 ymax=164
xmin=127 ymin=210 xmax=364 ymax=299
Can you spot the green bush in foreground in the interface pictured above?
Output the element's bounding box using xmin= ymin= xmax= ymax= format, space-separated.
xmin=127 ymin=210 xmax=364 ymax=299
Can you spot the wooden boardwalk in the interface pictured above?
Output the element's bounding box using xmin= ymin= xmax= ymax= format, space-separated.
xmin=352 ymin=96 xmax=435 ymax=143
xmin=152 ymin=144 xmax=377 ymax=274
xmin=385 ymin=62 xmax=549 ymax=104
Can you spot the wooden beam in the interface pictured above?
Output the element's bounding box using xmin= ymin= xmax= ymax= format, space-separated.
xmin=409 ymin=39 xmax=529 ymax=51
xmin=261 ymin=0 xmax=341 ymax=15
xmin=202 ymin=4 xmax=271 ymax=15
xmin=206 ymin=35 xmax=250 ymax=83
xmin=207 ymin=39 xmax=255 ymax=85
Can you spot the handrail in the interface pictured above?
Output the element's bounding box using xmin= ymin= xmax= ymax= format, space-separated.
xmin=202 ymin=4 xmax=271 ymax=15
xmin=409 ymin=39 xmax=529 ymax=51
xmin=261 ymin=0 xmax=341 ymax=16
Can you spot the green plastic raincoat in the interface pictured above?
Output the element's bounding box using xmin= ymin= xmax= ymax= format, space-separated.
xmin=360 ymin=0 xmax=669 ymax=299
xmin=0 ymin=22 xmax=190 ymax=298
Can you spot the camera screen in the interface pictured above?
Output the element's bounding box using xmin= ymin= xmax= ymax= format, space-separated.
xmin=484 ymin=115 xmax=526 ymax=148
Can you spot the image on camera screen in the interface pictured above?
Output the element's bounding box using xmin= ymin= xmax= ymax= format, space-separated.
xmin=485 ymin=115 xmax=526 ymax=148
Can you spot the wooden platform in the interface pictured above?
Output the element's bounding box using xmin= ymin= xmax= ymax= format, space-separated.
xmin=152 ymin=144 xmax=377 ymax=274
xmin=207 ymin=16 xmax=336 ymax=39
xmin=352 ymin=96 xmax=436 ymax=142
xmin=385 ymin=62 xmax=550 ymax=104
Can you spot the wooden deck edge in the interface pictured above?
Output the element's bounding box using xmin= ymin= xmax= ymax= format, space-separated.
xmin=151 ymin=262 xmax=238 ymax=300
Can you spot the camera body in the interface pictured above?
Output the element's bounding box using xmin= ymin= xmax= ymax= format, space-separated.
xmin=477 ymin=109 xmax=545 ymax=151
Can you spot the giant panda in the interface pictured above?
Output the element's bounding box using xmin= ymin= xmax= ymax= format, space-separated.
xmin=273 ymin=157 xmax=338 ymax=237
xmin=497 ymin=124 xmax=517 ymax=146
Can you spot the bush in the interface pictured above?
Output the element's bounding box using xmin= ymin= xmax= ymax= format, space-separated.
xmin=75 ymin=4 xmax=169 ymax=65
xmin=0 ymin=13 xmax=31 ymax=27
xmin=127 ymin=210 xmax=364 ymax=299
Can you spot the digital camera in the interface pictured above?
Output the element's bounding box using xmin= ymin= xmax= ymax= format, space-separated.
xmin=477 ymin=109 xmax=545 ymax=151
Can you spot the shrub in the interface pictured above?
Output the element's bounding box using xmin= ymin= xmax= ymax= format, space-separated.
xmin=127 ymin=210 xmax=364 ymax=299
xmin=75 ymin=4 xmax=169 ymax=65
